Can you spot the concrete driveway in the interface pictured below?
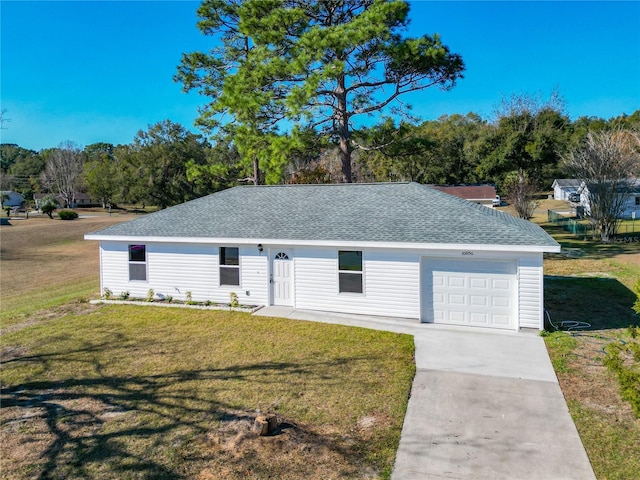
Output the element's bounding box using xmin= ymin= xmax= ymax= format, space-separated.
xmin=254 ymin=307 xmax=596 ymax=480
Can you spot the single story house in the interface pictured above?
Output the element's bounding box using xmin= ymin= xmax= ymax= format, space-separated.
xmin=430 ymin=184 xmax=499 ymax=207
xmin=34 ymin=192 xmax=95 ymax=209
xmin=85 ymin=183 xmax=560 ymax=331
xmin=578 ymin=179 xmax=640 ymax=219
xmin=551 ymin=179 xmax=581 ymax=201
xmin=1 ymin=190 xmax=25 ymax=207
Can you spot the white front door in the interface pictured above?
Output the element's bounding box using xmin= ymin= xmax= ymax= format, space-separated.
xmin=272 ymin=252 xmax=293 ymax=306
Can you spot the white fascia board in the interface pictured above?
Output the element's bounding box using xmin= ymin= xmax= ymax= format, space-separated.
xmin=84 ymin=234 xmax=561 ymax=253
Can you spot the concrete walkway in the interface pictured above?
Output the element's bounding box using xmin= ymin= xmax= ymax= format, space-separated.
xmin=254 ymin=306 xmax=596 ymax=480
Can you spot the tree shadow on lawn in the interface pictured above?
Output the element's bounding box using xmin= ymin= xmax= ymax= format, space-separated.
xmin=545 ymin=276 xmax=639 ymax=331
xmin=1 ymin=350 xmax=371 ymax=480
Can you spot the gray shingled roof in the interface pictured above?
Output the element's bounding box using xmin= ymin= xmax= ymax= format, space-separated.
xmin=86 ymin=182 xmax=559 ymax=248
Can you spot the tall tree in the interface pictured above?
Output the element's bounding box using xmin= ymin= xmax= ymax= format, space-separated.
xmin=1 ymin=144 xmax=44 ymax=196
xmin=40 ymin=141 xmax=85 ymax=208
xmin=119 ymin=120 xmax=210 ymax=208
xmin=563 ymin=129 xmax=640 ymax=242
xmin=176 ymin=0 xmax=464 ymax=183
xmin=84 ymin=143 xmax=118 ymax=208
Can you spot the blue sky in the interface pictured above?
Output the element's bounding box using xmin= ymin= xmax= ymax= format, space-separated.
xmin=2 ymin=1 xmax=639 ymax=151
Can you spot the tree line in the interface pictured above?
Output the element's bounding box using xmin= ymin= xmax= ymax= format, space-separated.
xmin=1 ymin=107 xmax=638 ymax=211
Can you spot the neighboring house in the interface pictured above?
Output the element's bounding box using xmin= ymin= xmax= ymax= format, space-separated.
xmin=578 ymin=179 xmax=640 ymax=219
xmin=430 ymin=184 xmax=499 ymax=207
xmin=551 ymin=179 xmax=581 ymax=201
xmin=85 ymin=183 xmax=560 ymax=331
xmin=1 ymin=190 xmax=25 ymax=207
xmin=34 ymin=193 xmax=61 ymax=210
xmin=34 ymin=192 xmax=95 ymax=209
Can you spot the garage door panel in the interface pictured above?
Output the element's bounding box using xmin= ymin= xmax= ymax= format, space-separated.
xmin=491 ymin=314 xmax=511 ymax=326
xmin=492 ymin=297 xmax=511 ymax=308
xmin=449 ymin=293 xmax=466 ymax=305
xmin=470 ymin=295 xmax=488 ymax=306
xmin=470 ymin=277 xmax=488 ymax=289
xmin=492 ymin=278 xmax=511 ymax=290
xmin=421 ymin=259 xmax=517 ymax=330
xmin=469 ymin=312 xmax=489 ymax=325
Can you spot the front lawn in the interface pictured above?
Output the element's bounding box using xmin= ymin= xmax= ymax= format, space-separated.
xmin=1 ymin=217 xmax=415 ymax=479
xmin=0 ymin=306 xmax=414 ymax=479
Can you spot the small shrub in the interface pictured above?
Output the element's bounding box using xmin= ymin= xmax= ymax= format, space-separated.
xmin=604 ymin=341 xmax=640 ymax=418
xmin=58 ymin=209 xmax=79 ymax=220
xmin=39 ymin=195 xmax=58 ymax=219
xmin=229 ymin=292 xmax=239 ymax=308
xmin=146 ymin=289 xmax=154 ymax=302
xmin=633 ymin=281 xmax=640 ymax=315
xmin=185 ymin=291 xmax=196 ymax=305
xmin=119 ymin=291 xmax=130 ymax=300
xmin=166 ymin=295 xmax=173 ymax=303
xmin=103 ymin=288 xmax=113 ymax=300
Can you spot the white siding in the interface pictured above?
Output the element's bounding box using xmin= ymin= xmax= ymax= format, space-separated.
xmin=518 ymin=254 xmax=544 ymax=329
xmin=98 ymin=241 xmax=547 ymax=330
xmin=238 ymin=248 xmax=269 ymax=306
xmin=621 ymin=195 xmax=640 ymax=219
xmin=99 ymin=241 xmax=268 ymax=305
xmin=554 ymin=185 xmax=578 ymax=201
xmin=293 ymin=247 xmax=420 ymax=319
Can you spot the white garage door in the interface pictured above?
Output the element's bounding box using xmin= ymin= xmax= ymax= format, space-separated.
xmin=421 ymin=258 xmax=517 ymax=330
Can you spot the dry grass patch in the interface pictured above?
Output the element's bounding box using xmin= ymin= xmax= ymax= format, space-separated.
xmin=1 ymin=214 xmax=133 ymax=322
xmin=1 ymin=305 xmax=414 ymax=479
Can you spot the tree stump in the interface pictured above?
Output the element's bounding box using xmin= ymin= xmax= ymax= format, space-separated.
xmin=254 ymin=414 xmax=278 ymax=436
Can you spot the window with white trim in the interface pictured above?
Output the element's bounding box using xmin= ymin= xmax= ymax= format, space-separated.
xmin=635 ymin=196 xmax=640 ymax=206
xmin=220 ymin=247 xmax=240 ymax=286
xmin=338 ymin=250 xmax=363 ymax=293
xmin=128 ymin=245 xmax=147 ymax=281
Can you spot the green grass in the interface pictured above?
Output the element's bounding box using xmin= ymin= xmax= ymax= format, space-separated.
xmin=567 ymin=400 xmax=640 ymax=480
xmin=1 ymin=305 xmax=415 ymax=479
xmin=542 ymin=331 xmax=578 ymax=373
xmin=1 ymin=280 xmax=99 ymax=326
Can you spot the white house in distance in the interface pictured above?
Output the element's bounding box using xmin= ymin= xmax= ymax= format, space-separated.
xmin=551 ymin=179 xmax=581 ymax=201
xmin=85 ymin=183 xmax=560 ymax=331
xmin=578 ymin=179 xmax=640 ymax=219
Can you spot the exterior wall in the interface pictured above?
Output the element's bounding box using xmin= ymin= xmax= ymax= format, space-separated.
xmin=517 ymin=254 xmax=544 ymax=329
xmin=99 ymin=241 xmax=268 ymax=305
xmin=293 ymin=247 xmax=420 ymax=319
xmin=621 ymin=195 xmax=640 ymax=219
xmin=580 ymin=190 xmax=640 ymax=219
xmin=98 ymin=241 xmax=546 ymax=330
xmin=553 ymin=185 xmax=578 ymax=201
